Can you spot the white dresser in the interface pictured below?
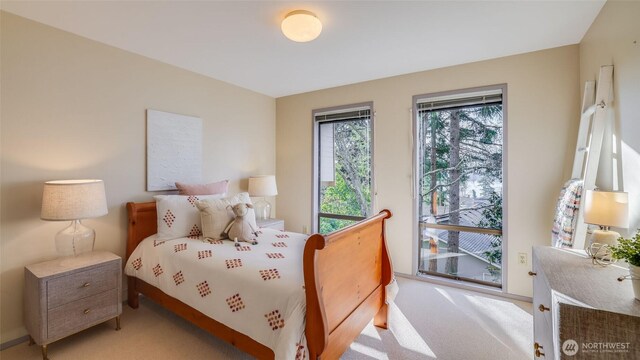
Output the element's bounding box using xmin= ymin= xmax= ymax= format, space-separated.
xmin=532 ymin=246 xmax=640 ymax=359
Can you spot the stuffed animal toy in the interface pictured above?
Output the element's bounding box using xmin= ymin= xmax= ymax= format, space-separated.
xmin=222 ymin=203 xmax=258 ymax=245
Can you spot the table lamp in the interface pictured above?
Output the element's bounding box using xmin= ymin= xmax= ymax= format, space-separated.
xmin=584 ymin=189 xmax=629 ymax=247
xmin=41 ymin=179 xmax=108 ymax=257
xmin=248 ymin=175 xmax=278 ymax=220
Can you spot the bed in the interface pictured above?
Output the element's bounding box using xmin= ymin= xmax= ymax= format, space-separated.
xmin=125 ymin=200 xmax=393 ymax=359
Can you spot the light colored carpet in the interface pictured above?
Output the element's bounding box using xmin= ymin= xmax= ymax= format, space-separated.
xmin=1 ymin=277 xmax=533 ymax=359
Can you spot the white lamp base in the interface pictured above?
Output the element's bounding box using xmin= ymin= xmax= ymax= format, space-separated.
xmin=588 ymin=229 xmax=620 ymax=261
xmin=591 ymin=229 xmax=620 ymax=246
xmin=55 ymin=220 xmax=95 ymax=257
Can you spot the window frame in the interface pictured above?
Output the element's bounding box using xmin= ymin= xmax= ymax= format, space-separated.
xmin=411 ymin=84 xmax=509 ymax=292
xmin=311 ymin=102 xmax=375 ymax=233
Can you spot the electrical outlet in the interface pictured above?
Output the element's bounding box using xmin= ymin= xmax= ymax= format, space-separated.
xmin=518 ymin=252 xmax=527 ymax=265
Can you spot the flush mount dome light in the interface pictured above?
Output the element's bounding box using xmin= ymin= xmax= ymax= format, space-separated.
xmin=281 ymin=10 xmax=322 ymax=42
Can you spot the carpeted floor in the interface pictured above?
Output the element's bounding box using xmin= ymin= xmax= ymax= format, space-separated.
xmin=1 ymin=277 xmax=533 ymax=359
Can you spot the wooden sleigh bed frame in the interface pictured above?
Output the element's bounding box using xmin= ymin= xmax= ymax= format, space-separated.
xmin=126 ymin=201 xmax=393 ymax=359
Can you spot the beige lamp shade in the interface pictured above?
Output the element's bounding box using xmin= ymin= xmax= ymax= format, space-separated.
xmin=584 ymin=190 xmax=629 ymax=228
xmin=248 ymin=175 xmax=278 ymax=197
xmin=41 ymin=180 xmax=108 ymax=221
xmin=281 ymin=10 xmax=322 ymax=42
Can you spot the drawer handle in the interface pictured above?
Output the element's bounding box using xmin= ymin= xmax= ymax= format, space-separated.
xmin=528 ymin=271 xmax=537 ymax=276
xmin=534 ymin=342 xmax=543 ymax=350
xmin=82 ymin=282 xmax=91 ymax=288
xmin=538 ymin=304 xmax=550 ymax=312
xmin=535 ymin=349 xmax=545 ymax=357
xmin=83 ymin=308 xmax=91 ymax=315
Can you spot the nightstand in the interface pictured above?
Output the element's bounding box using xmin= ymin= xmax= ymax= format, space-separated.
xmin=256 ymin=218 xmax=285 ymax=231
xmin=24 ymin=251 xmax=122 ymax=360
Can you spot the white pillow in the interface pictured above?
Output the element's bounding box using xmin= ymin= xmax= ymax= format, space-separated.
xmin=195 ymin=192 xmax=257 ymax=241
xmin=155 ymin=194 xmax=225 ymax=241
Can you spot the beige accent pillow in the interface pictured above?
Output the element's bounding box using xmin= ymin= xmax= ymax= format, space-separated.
xmin=154 ymin=194 xmax=224 ymax=242
xmin=195 ymin=192 xmax=257 ymax=241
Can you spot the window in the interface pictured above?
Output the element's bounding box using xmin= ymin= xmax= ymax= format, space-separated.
xmin=313 ymin=104 xmax=373 ymax=234
xmin=414 ymin=86 xmax=505 ymax=287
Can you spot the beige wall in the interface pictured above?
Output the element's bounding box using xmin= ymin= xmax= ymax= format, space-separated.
xmin=0 ymin=12 xmax=275 ymax=343
xmin=276 ymin=45 xmax=580 ymax=298
xmin=579 ymin=0 xmax=640 ymax=237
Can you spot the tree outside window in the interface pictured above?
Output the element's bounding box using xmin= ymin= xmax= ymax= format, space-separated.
xmin=416 ymin=89 xmax=504 ymax=287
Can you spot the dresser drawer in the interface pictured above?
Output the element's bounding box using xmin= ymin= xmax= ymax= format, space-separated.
xmin=532 ymin=253 xmax=555 ymax=359
xmin=47 ymin=288 xmax=119 ymax=340
xmin=532 ymin=256 xmax=553 ymax=325
xmin=47 ymin=262 xmax=119 ymax=309
xmin=533 ymin=275 xmax=553 ymax=324
xmin=533 ymin=313 xmax=555 ymax=359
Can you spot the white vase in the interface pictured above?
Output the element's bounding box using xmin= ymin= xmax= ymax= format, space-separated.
xmin=630 ymin=265 xmax=640 ymax=301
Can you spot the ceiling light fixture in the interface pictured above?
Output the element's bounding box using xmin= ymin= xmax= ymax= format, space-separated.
xmin=281 ymin=10 xmax=322 ymax=43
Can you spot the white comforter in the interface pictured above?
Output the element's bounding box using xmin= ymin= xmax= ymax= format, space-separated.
xmin=125 ymin=228 xmax=309 ymax=359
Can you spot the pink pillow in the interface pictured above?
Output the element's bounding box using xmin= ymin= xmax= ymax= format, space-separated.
xmin=175 ymin=180 xmax=229 ymax=195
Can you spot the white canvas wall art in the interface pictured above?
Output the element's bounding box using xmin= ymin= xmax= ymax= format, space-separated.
xmin=146 ymin=109 xmax=202 ymax=191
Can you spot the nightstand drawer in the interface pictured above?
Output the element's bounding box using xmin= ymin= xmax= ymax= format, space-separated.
xmin=47 ymin=262 xmax=119 ymax=309
xmin=48 ymin=288 xmax=119 ymax=340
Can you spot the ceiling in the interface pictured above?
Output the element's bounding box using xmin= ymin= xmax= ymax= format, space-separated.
xmin=1 ymin=1 xmax=605 ymax=98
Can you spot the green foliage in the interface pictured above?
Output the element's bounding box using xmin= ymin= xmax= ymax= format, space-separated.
xmin=478 ymin=191 xmax=503 ymax=230
xmin=419 ymin=104 xmax=503 ymax=213
xmin=418 ymin=103 xmax=504 ymax=281
xmin=332 ymin=120 xmax=372 ymax=217
xmin=609 ymin=231 xmax=640 ymax=267
xmin=319 ymin=217 xmax=356 ymax=235
xmin=486 ymin=264 xmax=501 ymax=282
xmin=319 ymin=119 xmax=372 ymax=234
xmin=319 ymin=171 xmax=362 ymax=234
xmin=480 ymin=192 xmax=503 ymax=266
xmin=320 ymin=171 xmax=361 ymax=216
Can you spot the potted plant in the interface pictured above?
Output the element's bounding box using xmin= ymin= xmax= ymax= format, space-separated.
xmin=609 ymin=231 xmax=640 ymax=300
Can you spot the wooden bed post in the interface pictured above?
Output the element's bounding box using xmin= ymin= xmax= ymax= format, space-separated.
xmin=303 ymin=234 xmax=329 ymax=359
xmin=374 ymin=304 xmax=389 ymax=329
xmin=127 ymin=277 xmax=139 ymax=308
xmin=374 ymin=209 xmax=393 ymax=329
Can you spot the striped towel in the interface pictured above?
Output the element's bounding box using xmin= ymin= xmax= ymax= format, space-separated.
xmin=552 ymin=179 xmax=583 ymax=248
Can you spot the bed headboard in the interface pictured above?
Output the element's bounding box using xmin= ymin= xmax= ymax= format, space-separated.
xmin=126 ymin=201 xmax=157 ymax=261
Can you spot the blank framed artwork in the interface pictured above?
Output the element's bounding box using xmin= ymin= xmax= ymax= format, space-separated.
xmin=146 ymin=109 xmax=202 ymax=191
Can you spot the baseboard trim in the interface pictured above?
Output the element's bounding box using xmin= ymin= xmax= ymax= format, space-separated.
xmin=0 ymin=335 xmax=29 ymax=351
xmin=395 ymin=272 xmax=533 ymax=303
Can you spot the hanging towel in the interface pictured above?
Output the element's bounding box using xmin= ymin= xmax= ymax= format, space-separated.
xmin=552 ymin=179 xmax=584 ymax=248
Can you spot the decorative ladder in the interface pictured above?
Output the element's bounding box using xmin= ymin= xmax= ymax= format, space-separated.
xmin=570 ymin=65 xmax=614 ymax=249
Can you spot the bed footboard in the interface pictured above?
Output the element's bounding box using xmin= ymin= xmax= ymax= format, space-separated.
xmin=304 ymin=209 xmax=393 ymax=359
